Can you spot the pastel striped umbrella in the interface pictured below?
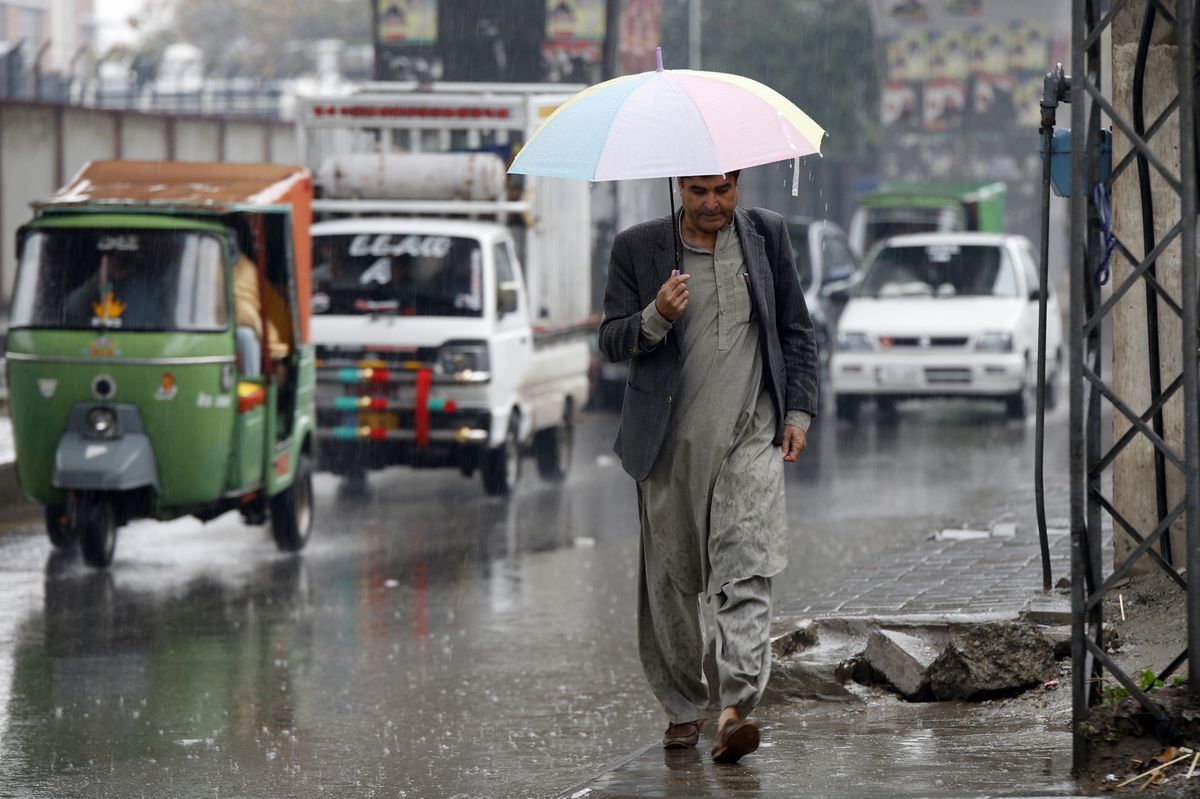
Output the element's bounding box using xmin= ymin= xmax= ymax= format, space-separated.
xmin=509 ymin=48 xmax=825 ymax=181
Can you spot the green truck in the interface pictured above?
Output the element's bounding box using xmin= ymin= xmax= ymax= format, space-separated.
xmin=847 ymin=180 xmax=1007 ymax=257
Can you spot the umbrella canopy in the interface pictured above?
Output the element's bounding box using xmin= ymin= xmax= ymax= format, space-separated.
xmin=508 ymin=50 xmax=824 ymax=182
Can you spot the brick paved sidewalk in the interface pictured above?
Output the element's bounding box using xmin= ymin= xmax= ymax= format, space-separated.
xmin=777 ymin=524 xmax=1074 ymax=622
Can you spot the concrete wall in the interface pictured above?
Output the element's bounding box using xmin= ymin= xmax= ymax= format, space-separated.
xmin=1109 ymin=0 xmax=1187 ymax=568
xmin=0 ymin=102 xmax=296 ymax=306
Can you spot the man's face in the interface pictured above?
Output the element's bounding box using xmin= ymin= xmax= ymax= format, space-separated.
xmin=678 ymin=175 xmax=738 ymax=234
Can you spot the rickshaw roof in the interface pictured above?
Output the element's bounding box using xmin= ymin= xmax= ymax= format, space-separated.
xmin=34 ymin=160 xmax=312 ymax=213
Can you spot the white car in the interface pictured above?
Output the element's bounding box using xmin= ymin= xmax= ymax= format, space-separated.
xmin=830 ymin=232 xmax=1063 ymax=421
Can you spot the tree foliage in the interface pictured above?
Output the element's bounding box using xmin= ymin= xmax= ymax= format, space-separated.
xmin=660 ymin=0 xmax=879 ymax=157
xmin=133 ymin=0 xmax=371 ymax=78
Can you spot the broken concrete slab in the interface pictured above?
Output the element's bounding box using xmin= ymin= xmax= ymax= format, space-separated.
xmin=762 ymin=656 xmax=860 ymax=704
xmin=1022 ymin=593 xmax=1072 ymax=626
xmin=771 ymin=619 xmax=819 ymax=659
xmin=864 ymin=629 xmax=941 ymax=699
xmin=928 ymin=622 xmax=1057 ymax=701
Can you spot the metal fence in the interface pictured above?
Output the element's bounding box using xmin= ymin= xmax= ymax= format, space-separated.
xmin=0 ymin=42 xmax=289 ymax=119
xmin=1068 ymin=0 xmax=1199 ymax=770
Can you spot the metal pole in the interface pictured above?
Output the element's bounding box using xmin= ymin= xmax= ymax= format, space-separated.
xmin=1069 ymin=0 xmax=1090 ymax=772
xmin=1082 ymin=1 xmax=1105 ymax=724
xmin=1037 ymin=118 xmax=1055 ymax=593
xmin=1178 ymin=0 xmax=1200 ymax=694
xmin=688 ymin=0 xmax=702 ymax=70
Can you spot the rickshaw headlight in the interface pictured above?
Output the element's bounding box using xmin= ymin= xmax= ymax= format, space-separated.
xmin=86 ymin=407 xmax=119 ymax=439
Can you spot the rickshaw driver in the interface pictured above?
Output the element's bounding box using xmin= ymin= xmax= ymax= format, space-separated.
xmin=65 ymin=248 xmax=164 ymax=328
xmin=229 ymin=220 xmax=293 ymax=379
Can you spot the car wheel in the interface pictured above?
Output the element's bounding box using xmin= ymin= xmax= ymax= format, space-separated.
xmin=482 ymin=415 xmax=521 ymax=497
xmin=1006 ymin=356 xmax=1035 ymax=420
xmin=271 ymin=452 xmax=314 ymax=552
xmin=73 ymin=492 xmax=118 ymax=569
xmin=836 ymin=394 xmax=861 ymax=423
xmin=534 ymin=402 xmax=574 ymax=482
xmin=876 ymin=398 xmax=900 ymax=423
xmin=1043 ymin=349 xmax=1062 ymax=411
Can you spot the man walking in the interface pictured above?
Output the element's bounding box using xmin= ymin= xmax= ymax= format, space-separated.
xmin=598 ymin=172 xmax=819 ymax=764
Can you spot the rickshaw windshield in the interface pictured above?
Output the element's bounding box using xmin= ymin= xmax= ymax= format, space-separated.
xmin=10 ymin=228 xmax=228 ymax=332
xmin=311 ymin=233 xmax=484 ymax=317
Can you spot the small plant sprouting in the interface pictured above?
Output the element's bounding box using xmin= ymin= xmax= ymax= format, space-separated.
xmin=1103 ymin=668 xmax=1166 ymax=703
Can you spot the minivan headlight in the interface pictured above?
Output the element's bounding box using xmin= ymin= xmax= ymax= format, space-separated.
xmin=975 ymin=332 xmax=1014 ymax=352
xmin=435 ymin=342 xmax=491 ymax=382
xmin=836 ymin=332 xmax=873 ymax=352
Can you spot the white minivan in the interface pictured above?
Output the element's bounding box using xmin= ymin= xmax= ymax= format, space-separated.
xmin=830 ymin=232 xmax=1063 ymax=422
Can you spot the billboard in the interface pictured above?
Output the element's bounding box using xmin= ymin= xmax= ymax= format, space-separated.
xmin=377 ymin=0 xmax=438 ymax=46
xmin=543 ymin=0 xmax=607 ymax=67
xmin=872 ymin=0 xmax=1064 ymax=134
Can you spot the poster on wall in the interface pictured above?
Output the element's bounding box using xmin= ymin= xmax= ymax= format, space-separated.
xmin=543 ymin=0 xmax=606 ymax=65
xmin=872 ymin=0 xmax=1066 ymax=134
xmin=618 ymin=0 xmax=663 ymax=75
xmin=378 ymin=0 xmax=438 ymax=45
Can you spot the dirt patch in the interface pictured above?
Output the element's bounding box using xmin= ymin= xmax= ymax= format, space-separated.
xmin=1072 ymin=567 xmax=1199 ymax=794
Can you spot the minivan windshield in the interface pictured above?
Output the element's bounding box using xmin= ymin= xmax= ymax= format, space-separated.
xmin=10 ymin=227 xmax=228 ymax=331
xmin=312 ymin=233 xmax=484 ymax=317
xmin=857 ymin=243 xmax=1019 ymax=299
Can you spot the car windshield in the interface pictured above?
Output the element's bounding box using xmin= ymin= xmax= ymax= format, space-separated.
xmin=857 ymin=243 xmax=1019 ymax=299
xmin=312 ymin=233 xmax=484 ymax=317
xmin=788 ymin=224 xmax=814 ymax=292
xmin=10 ymin=227 xmax=228 ymax=331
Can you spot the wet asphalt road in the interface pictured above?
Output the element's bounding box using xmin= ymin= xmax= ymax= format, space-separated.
xmin=0 ymin=395 xmax=1068 ymax=798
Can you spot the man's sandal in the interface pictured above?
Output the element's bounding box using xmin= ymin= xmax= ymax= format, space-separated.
xmin=662 ymin=720 xmax=703 ymax=749
xmin=711 ymin=719 xmax=760 ymax=764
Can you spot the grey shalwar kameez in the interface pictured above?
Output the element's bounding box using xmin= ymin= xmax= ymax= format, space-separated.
xmin=635 ymin=218 xmax=792 ymax=724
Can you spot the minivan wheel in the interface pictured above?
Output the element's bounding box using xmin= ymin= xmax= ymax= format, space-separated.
xmin=534 ymin=404 xmax=574 ymax=482
xmin=482 ymin=416 xmax=521 ymax=496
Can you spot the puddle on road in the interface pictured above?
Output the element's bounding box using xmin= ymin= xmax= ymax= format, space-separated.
xmin=576 ymin=689 xmax=1082 ymax=799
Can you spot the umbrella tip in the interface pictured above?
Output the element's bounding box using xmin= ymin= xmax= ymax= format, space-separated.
xmin=656 ymin=47 xmax=663 ymax=72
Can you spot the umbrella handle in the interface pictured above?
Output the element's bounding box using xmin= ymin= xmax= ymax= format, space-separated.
xmin=668 ymin=177 xmax=680 ymax=275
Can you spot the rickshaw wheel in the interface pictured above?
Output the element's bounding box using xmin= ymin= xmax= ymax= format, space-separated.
xmin=74 ymin=493 xmax=118 ymax=569
xmin=45 ymin=503 xmax=78 ymax=550
xmin=271 ymin=453 xmax=314 ymax=552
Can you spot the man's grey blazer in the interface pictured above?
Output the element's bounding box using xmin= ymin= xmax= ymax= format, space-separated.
xmin=598 ymin=206 xmax=820 ymax=482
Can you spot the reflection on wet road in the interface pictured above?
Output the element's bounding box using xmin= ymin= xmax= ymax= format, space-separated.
xmin=0 ymin=397 xmax=1068 ymax=798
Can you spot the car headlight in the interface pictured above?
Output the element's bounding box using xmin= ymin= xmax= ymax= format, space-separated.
xmin=975 ymin=332 xmax=1014 ymax=352
xmin=85 ymin=406 xmax=119 ymax=439
xmin=435 ymin=341 xmax=491 ymax=382
xmin=836 ymin=332 xmax=874 ymax=352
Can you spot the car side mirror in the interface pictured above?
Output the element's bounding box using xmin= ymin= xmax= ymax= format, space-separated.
xmin=825 ymin=264 xmax=854 ymax=284
xmin=1029 ymin=287 xmax=1042 ymax=301
xmin=498 ymin=282 xmax=520 ymax=316
xmin=822 ymin=283 xmax=851 ymax=304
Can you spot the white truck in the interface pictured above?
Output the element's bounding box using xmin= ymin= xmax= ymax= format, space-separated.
xmin=294 ymin=83 xmax=594 ymax=496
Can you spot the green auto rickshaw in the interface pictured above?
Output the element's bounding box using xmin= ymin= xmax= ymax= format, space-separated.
xmin=4 ymin=160 xmax=317 ymax=568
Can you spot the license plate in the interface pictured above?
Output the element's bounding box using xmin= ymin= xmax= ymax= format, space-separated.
xmin=358 ymin=411 xmax=398 ymax=430
xmin=876 ymin=365 xmax=920 ymax=386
